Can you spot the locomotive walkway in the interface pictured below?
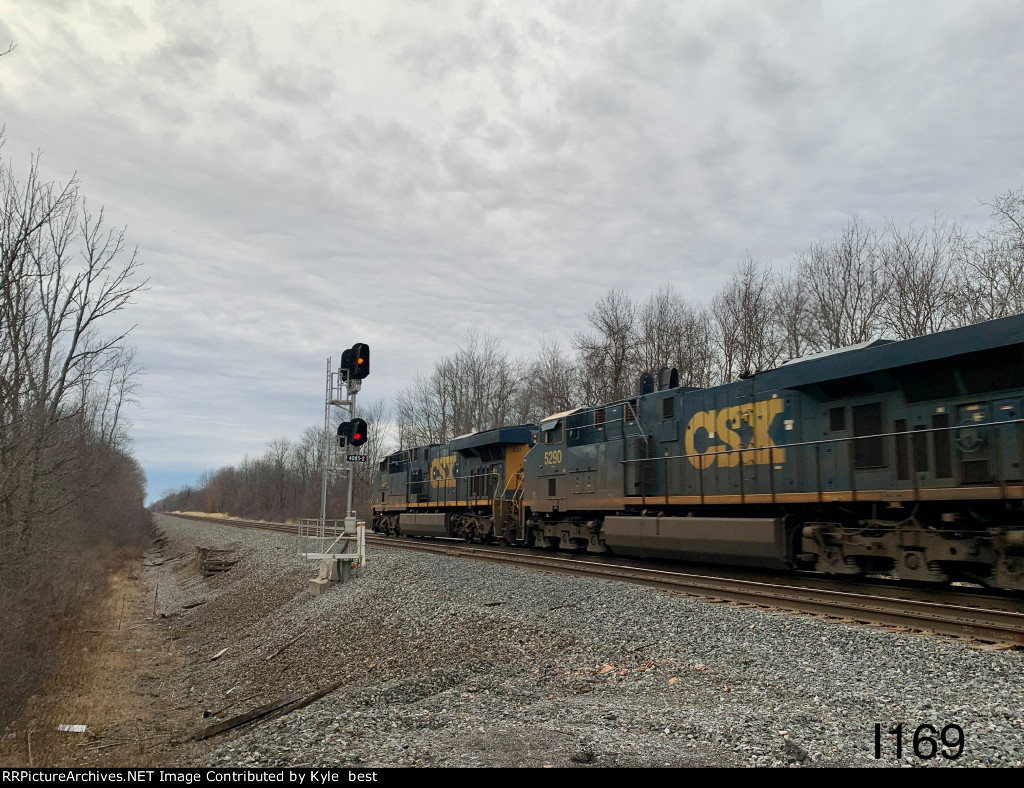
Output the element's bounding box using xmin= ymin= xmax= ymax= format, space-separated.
xmin=168 ymin=512 xmax=1024 ymax=648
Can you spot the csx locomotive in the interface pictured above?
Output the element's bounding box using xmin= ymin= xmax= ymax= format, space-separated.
xmin=372 ymin=314 xmax=1024 ymax=591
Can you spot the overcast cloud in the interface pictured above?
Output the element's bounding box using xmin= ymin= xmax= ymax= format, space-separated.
xmin=2 ymin=0 xmax=1023 ymax=501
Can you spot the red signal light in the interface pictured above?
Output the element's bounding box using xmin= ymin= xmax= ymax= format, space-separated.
xmin=350 ymin=418 xmax=368 ymax=447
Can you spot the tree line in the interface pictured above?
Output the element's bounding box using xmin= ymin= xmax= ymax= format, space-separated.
xmin=395 ymin=191 xmax=1024 ymax=441
xmin=153 ymin=186 xmax=1024 ymax=525
xmin=153 ymin=400 xmax=389 ymax=523
xmin=0 ymin=132 xmax=150 ymax=727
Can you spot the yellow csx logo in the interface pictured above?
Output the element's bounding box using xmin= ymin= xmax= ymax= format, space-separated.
xmin=684 ymin=399 xmax=786 ymax=469
xmin=430 ymin=455 xmax=456 ymax=489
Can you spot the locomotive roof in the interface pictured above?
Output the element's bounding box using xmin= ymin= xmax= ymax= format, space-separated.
xmin=756 ymin=312 xmax=1024 ymax=393
xmin=539 ymin=408 xmax=580 ymax=429
xmin=777 ymin=337 xmax=895 ymax=366
xmin=450 ymin=424 xmax=537 ymax=451
xmin=386 ymin=444 xmax=442 ymax=459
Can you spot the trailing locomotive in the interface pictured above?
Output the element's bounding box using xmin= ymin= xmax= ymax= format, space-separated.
xmin=372 ymin=313 xmax=1024 ymax=591
xmin=373 ymin=426 xmax=535 ymax=544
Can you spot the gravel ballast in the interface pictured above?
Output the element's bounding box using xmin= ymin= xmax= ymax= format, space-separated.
xmin=146 ymin=514 xmax=1024 ymax=768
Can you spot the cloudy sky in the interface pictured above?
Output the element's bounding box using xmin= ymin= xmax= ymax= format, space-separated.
xmin=2 ymin=0 xmax=1023 ymax=502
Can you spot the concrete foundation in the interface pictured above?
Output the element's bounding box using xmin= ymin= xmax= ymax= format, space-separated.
xmin=308 ymin=577 xmax=334 ymax=596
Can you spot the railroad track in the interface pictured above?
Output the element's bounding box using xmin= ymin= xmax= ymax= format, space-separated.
xmin=158 ymin=511 xmax=1024 ymax=647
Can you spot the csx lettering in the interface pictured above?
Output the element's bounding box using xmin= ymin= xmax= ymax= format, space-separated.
xmin=430 ymin=455 xmax=456 ymax=488
xmin=543 ymin=450 xmax=563 ymax=465
xmin=684 ymin=399 xmax=786 ymax=469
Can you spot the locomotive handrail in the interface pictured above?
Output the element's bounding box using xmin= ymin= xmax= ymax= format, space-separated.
xmin=620 ymin=415 xmax=1024 ymax=466
xmin=401 ymin=468 xmax=503 ymax=508
xmin=621 ymin=399 xmax=649 ymax=441
xmin=494 ymin=467 xmax=517 ymax=506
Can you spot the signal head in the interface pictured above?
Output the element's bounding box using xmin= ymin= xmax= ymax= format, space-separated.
xmin=350 ymin=417 xmax=368 ymax=446
xmin=351 ymin=343 xmax=370 ymax=379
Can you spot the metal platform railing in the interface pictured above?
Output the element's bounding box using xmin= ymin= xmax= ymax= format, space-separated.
xmin=297 ymin=518 xmax=365 ymax=568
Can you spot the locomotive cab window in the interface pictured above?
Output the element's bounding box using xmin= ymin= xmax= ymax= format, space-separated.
xmin=662 ymin=397 xmax=675 ymax=420
xmin=544 ymin=423 xmax=563 ymax=444
xmin=829 ymin=407 xmax=846 ymax=432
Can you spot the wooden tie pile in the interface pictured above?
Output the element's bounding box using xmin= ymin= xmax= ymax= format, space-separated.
xmin=194 ymin=546 xmax=237 ymax=576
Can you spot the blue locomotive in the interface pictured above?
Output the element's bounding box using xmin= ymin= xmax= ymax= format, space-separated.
xmin=373 ymin=314 xmax=1024 ymax=591
xmin=372 ymin=426 xmax=536 ymax=544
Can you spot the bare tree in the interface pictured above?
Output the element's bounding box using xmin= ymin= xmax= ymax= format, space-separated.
xmin=984 ymin=186 xmax=1024 ymax=248
xmin=0 ymin=132 xmax=149 ymax=730
xmin=673 ymin=305 xmax=717 ymax=388
xmin=632 ymin=285 xmax=718 ymax=388
xmin=710 ymin=256 xmax=782 ymax=381
xmin=635 ymin=285 xmax=685 ymax=374
xmin=1 ymin=146 xmax=146 ymax=542
xmin=800 ymin=216 xmax=885 ymax=350
xmin=877 ymin=216 xmax=961 ymax=339
xmin=950 ymin=187 xmax=1024 ymax=324
xmin=772 ymin=268 xmax=814 ymax=362
xmin=572 ymin=288 xmax=637 ymax=404
xmin=524 ymin=335 xmax=580 ymax=419
xmin=393 ymin=331 xmax=525 ymax=445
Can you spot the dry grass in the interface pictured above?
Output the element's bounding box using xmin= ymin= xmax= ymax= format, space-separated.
xmin=0 ymin=549 xmax=183 ymax=767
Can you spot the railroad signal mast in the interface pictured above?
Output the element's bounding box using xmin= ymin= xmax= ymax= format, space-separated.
xmin=331 ymin=341 xmax=370 ymax=525
xmin=305 ymin=342 xmax=371 ymax=583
